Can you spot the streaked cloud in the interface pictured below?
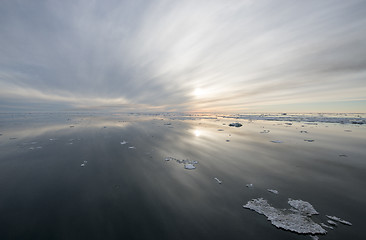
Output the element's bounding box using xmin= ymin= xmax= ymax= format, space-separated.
xmin=1 ymin=0 xmax=365 ymax=112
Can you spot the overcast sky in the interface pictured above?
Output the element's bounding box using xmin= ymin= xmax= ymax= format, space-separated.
xmin=1 ymin=0 xmax=366 ymax=112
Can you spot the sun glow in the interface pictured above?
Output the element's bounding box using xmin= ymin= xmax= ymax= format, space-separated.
xmin=193 ymin=88 xmax=206 ymax=97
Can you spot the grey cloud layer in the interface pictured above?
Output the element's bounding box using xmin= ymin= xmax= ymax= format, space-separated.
xmin=1 ymin=0 xmax=366 ymax=112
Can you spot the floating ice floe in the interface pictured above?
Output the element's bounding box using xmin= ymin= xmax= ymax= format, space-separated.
xmin=326 ymin=215 xmax=352 ymax=226
xmin=327 ymin=220 xmax=337 ymax=226
xmin=260 ymin=130 xmax=270 ymax=133
xmin=304 ymin=139 xmax=315 ymax=142
xmin=288 ymin=199 xmax=318 ymax=216
xmin=246 ymin=183 xmax=253 ymax=188
xmin=320 ymin=223 xmax=334 ymax=229
xmin=270 ymin=140 xmax=283 ymax=143
xmin=243 ymin=198 xmax=326 ymax=235
xmin=268 ymin=189 xmax=279 ymax=194
xmin=229 ymin=123 xmax=242 ymax=127
xmin=120 ymin=141 xmax=127 ymax=145
xmin=184 ymin=164 xmax=196 ymax=170
xmin=128 ymin=146 xmax=136 ymax=149
xmin=165 ymin=156 xmax=198 ymax=170
xmin=214 ymin=177 xmax=222 ymax=184
xmin=80 ymin=161 xmax=87 ymax=167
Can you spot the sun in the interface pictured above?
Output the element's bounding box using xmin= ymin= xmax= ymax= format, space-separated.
xmin=193 ymin=88 xmax=205 ymax=97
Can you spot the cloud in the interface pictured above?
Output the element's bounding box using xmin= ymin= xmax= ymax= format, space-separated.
xmin=1 ymin=0 xmax=366 ymax=112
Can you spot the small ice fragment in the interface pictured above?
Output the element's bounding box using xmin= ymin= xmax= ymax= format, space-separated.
xmin=36 ymin=146 xmax=42 ymax=149
xmin=304 ymin=139 xmax=315 ymax=142
xmin=184 ymin=164 xmax=196 ymax=170
xmin=327 ymin=220 xmax=337 ymax=226
xmin=29 ymin=147 xmax=35 ymax=150
xmin=288 ymin=199 xmax=318 ymax=216
xmin=326 ymin=215 xmax=352 ymax=226
xmin=80 ymin=163 xmax=85 ymax=167
xmin=214 ymin=177 xmax=222 ymax=184
xmin=320 ymin=223 xmax=334 ymax=229
xmin=309 ymin=236 xmax=319 ymax=240
xmin=128 ymin=146 xmax=136 ymax=149
xmin=49 ymin=138 xmax=55 ymax=141
xmin=267 ymin=189 xmax=279 ymax=194
xmin=120 ymin=141 xmax=127 ymax=145
xmin=83 ymin=161 xmax=88 ymax=164
xmin=270 ymin=140 xmax=283 ymax=143
xmin=246 ymin=183 xmax=253 ymax=188
xmin=229 ymin=123 xmax=242 ymax=127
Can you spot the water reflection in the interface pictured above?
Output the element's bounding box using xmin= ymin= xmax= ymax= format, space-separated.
xmin=0 ymin=113 xmax=365 ymax=240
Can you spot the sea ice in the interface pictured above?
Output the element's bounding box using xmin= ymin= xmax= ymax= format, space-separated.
xmin=326 ymin=215 xmax=352 ymax=226
xmin=214 ymin=177 xmax=222 ymax=184
xmin=184 ymin=164 xmax=196 ymax=170
xmin=120 ymin=141 xmax=127 ymax=145
xmin=260 ymin=130 xmax=270 ymax=133
xmin=129 ymin=146 xmax=136 ymax=149
xmin=310 ymin=236 xmax=319 ymax=240
xmin=320 ymin=223 xmax=334 ymax=229
xmin=327 ymin=220 xmax=337 ymax=226
xmin=288 ymin=199 xmax=318 ymax=216
xmin=243 ymin=198 xmax=326 ymax=235
xmin=229 ymin=123 xmax=242 ymax=127
xmin=268 ymin=189 xmax=279 ymax=194
xmin=80 ymin=163 xmax=85 ymax=167
xmin=270 ymin=140 xmax=283 ymax=143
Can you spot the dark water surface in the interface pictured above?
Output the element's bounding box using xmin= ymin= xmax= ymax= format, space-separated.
xmin=0 ymin=113 xmax=365 ymax=240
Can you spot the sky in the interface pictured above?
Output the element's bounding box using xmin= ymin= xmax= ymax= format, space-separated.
xmin=1 ymin=0 xmax=366 ymax=113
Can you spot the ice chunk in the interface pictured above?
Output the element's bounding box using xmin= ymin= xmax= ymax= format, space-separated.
xmin=326 ymin=215 xmax=352 ymax=226
xmin=288 ymin=199 xmax=319 ymax=216
xmin=243 ymin=198 xmax=326 ymax=234
xmin=184 ymin=164 xmax=196 ymax=170
xmin=310 ymin=236 xmax=319 ymax=240
xmin=270 ymin=140 xmax=283 ymax=143
xmin=260 ymin=130 xmax=270 ymax=133
xmin=327 ymin=220 xmax=337 ymax=226
xmin=128 ymin=146 xmax=136 ymax=149
xmin=120 ymin=141 xmax=127 ymax=145
xmin=80 ymin=163 xmax=85 ymax=167
xmin=214 ymin=177 xmax=222 ymax=184
xmin=320 ymin=223 xmax=334 ymax=229
xmin=268 ymin=189 xmax=279 ymax=194
xmin=304 ymin=139 xmax=315 ymax=142
xmin=229 ymin=123 xmax=242 ymax=127
xmin=246 ymin=183 xmax=253 ymax=188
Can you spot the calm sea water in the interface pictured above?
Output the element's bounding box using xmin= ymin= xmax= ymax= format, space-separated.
xmin=0 ymin=113 xmax=365 ymax=240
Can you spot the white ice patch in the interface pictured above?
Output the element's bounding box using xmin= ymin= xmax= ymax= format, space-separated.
xmin=326 ymin=215 xmax=352 ymax=226
xmin=128 ymin=146 xmax=136 ymax=149
xmin=120 ymin=141 xmax=127 ymax=145
xmin=184 ymin=164 xmax=196 ymax=170
xmin=321 ymin=223 xmax=334 ymax=229
xmin=288 ymin=199 xmax=319 ymax=216
xmin=214 ymin=177 xmax=222 ymax=184
xmin=243 ymin=198 xmax=326 ymax=235
xmin=268 ymin=189 xmax=279 ymax=194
